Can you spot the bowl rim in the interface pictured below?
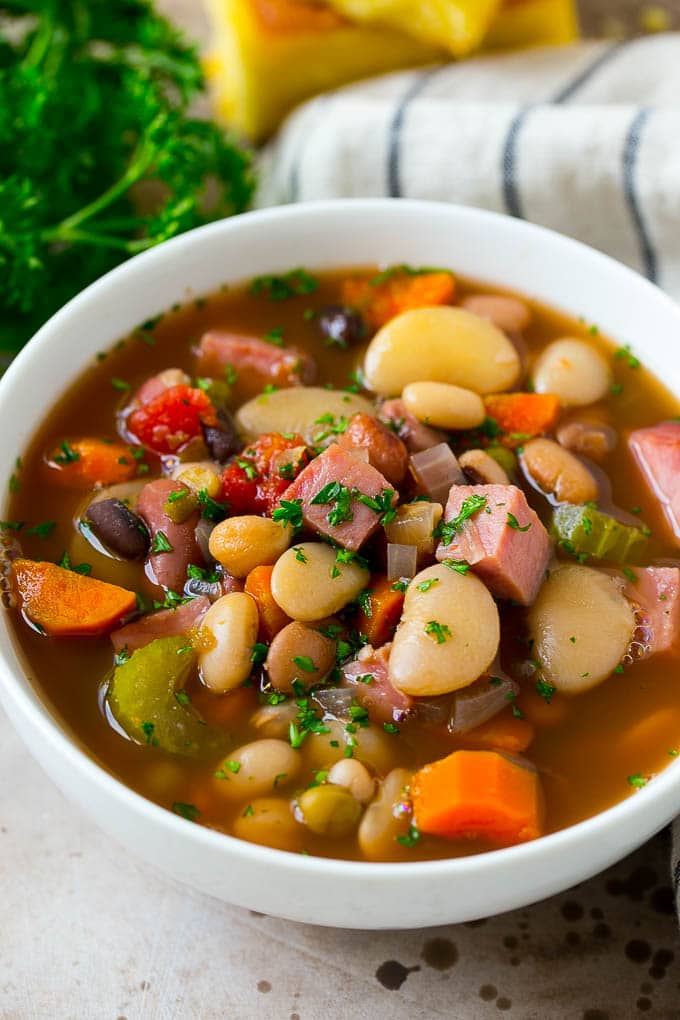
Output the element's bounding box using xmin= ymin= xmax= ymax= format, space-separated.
xmin=2 ymin=196 xmax=680 ymax=885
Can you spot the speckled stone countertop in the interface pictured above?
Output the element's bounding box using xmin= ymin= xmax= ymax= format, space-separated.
xmin=3 ymin=3 xmax=680 ymax=1017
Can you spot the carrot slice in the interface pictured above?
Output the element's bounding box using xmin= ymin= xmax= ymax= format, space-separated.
xmin=46 ymin=438 xmax=139 ymax=488
xmin=11 ymin=559 xmax=137 ymax=637
xmin=244 ymin=564 xmax=291 ymax=641
xmin=460 ymin=707 xmax=535 ymax=754
xmin=356 ymin=575 xmax=404 ymax=647
xmin=484 ymin=393 xmax=560 ymax=445
xmin=342 ymin=270 xmax=455 ymax=329
xmin=412 ymin=749 xmax=543 ymax=845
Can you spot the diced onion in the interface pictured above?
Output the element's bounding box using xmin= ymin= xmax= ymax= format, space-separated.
xmin=448 ymin=675 xmax=518 ymax=735
xmin=312 ymin=687 xmax=355 ymax=720
xmin=195 ymin=519 xmax=217 ymax=565
xmin=409 ymin=443 xmax=465 ymax=504
xmin=384 ymin=503 xmax=443 ymax=559
xmin=387 ymin=543 xmax=418 ymax=582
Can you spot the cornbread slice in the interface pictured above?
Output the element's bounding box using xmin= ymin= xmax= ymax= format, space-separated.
xmin=483 ymin=0 xmax=579 ymax=50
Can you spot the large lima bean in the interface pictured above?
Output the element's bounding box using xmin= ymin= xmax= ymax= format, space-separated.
xmin=209 ymin=515 xmax=291 ymax=578
xmin=363 ymin=306 xmax=521 ymax=396
xmin=402 ymin=381 xmax=485 ymax=431
xmin=198 ymin=592 xmax=259 ymax=692
xmin=213 ymin=738 xmax=301 ymax=799
xmin=235 ymin=387 xmax=373 ymax=444
xmin=271 ymin=542 xmax=369 ymax=621
xmin=389 ymin=565 xmax=500 ymax=696
xmin=528 ymin=564 xmax=636 ymax=694
xmin=532 ymin=338 xmax=611 ymax=407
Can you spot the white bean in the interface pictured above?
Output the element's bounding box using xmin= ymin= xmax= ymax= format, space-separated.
xmin=521 ymin=437 xmax=598 ymax=505
xmin=213 ymin=739 xmax=301 ymax=799
xmin=363 ymin=306 xmax=521 ymax=396
xmin=232 ymin=797 xmax=303 ymax=852
xmin=328 ymin=759 xmax=375 ymax=803
xmin=528 ymin=564 xmax=636 ymax=694
xmin=402 ymin=381 xmax=485 ymax=430
xmin=532 ymin=338 xmax=611 ymax=407
xmin=459 ymin=448 xmax=511 ymax=486
xmin=235 ymin=387 xmax=373 ymax=444
xmin=461 ymin=294 xmax=531 ymax=334
xmin=198 ymin=592 xmax=259 ymax=692
xmin=250 ymin=702 xmax=299 ymax=739
xmin=303 ymin=719 xmax=397 ymax=774
xmin=389 ymin=565 xmax=500 ymax=696
xmin=209 ymin=515 xmax=291 ymax=578
xmin=271 ymin=543 xmax=369 ymax=622
xmin=358 ymin=768 xmax=413 ymax=860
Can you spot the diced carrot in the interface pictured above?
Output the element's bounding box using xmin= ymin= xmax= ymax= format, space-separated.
xmin=46 ymin=438 xmax=140 ymax=488
xmin=356 ymin=575 xmax=405 ymax=647
xmin=10 ymin=559 xmax=136 ymax=637
xmin=484 ymin=393 xmax=560 ymax=446
xmin=244 ymin=564 xmax=291 ymax=641
xmin=412 ymin=749 xmax=543 ymax=845
xmin=342 ymin=270 xmax=455 ymax=329
xmin=516 ymin=685 xmax=571 ymax=728
xmin=459 ymin=707 xmax=535 ymax=754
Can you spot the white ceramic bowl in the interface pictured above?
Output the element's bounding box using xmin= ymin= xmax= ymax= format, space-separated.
xmin=2 ymin=199 xmax=680 ymax=929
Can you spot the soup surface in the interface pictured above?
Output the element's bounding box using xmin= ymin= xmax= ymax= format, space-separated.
xmin=3 ymin=264 xmax=680 ymax=862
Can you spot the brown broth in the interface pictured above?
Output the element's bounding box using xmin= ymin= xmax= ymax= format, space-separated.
xmin=4 ymin=268 xmax=680 ymax=862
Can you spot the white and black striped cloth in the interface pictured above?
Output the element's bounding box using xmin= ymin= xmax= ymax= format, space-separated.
xmin=259 ymin=34 xmax=680 ymax=296
xmin=259 ymin=33 xmax=680 ymax=911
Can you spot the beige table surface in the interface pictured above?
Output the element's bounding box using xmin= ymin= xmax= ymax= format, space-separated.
xmin=4 ymin=3 xmax=680 ymax=1018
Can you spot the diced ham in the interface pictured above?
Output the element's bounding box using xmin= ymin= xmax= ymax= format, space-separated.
xmin=435 ymin=484 xmax=550 ymax=605
xmin=132 ymin=368 xmax=191 ymax=408
xmin=137 ymin=479 xmax=203 ymax=592
xmin=342 ymin=645 xmax=413 ymax=724
xmin=110 ymin=596 xmax=210 ymax=654
xmin=337 ymin=412 xmax=408 ymax=487
xmin=380 ymin=399 xmax=446 ymax=453
xmin=624 ymin=566 xmax=680 ymax=659
xmin=281 ymin=444 xmax=395 ymax=551
xmin=196 ymin=331 xmax=315 ymax=389
xmin=629 ymin=422 xmax=680 ymax=546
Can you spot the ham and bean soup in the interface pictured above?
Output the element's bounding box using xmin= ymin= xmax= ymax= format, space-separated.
xmin=3 ymin=265 xmax=680 ymax=861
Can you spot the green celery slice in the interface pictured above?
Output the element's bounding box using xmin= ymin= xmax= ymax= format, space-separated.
xmin=552 ymin=504 xmax=648 ymax=565
xmin=108 ymin=636 xmax=227 ymax=758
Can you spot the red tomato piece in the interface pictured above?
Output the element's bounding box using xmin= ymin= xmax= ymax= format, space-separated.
xmin=220 ymin=433 xmax=309 ymax=516
xmin=127 ymin=385 xmax=217 ymax=454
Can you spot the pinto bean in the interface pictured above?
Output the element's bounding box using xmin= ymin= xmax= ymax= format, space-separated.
xmin=521 ymin=437 xmax=599 ymax=504
xmin=363 ymin=306 xmax=521 ymax=396
xmin=137 ymin=479 xmax=203 ymax=592
xmin=337 ymin=412 xmax=408 ymax=487
xmin=556 ymin=420 xmax=617 ymax=462
xmin=265 ymin=621 xmax=337 ymax=694
xmin=209 ymin=516 xmax=291 ymax=578
xmin=402 ymin=381 xmax=485 ymax=431
xmin=358 ymin=768 xmax=413 ymax=860
xmin=84 ymin=498 xmax=149 ymax=560
xmin=532 ymin=338 xmax=611 ymax=407
xmin=459 ymin=449 xmax=511 ymax=486
xmin=198 ymin=592 xmax=259 ymax=692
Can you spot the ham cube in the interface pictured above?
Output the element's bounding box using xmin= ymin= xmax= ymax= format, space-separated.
xmin=435 ymin=484 xmax=550 ymax=605
xmin=110 ymin=596 xmax=210 ymax=654
xmin=624 ymin=566 xmax=680 ymax=659
xmin=629 ymin=422 xmax=680 ymax=546
xmin=342 ymin=645 xmax=413 ymax=724
xmin=281 ymin=444 xmax=395 ymax=551
xmin=196 ymin=331 xmax=315 ymax=388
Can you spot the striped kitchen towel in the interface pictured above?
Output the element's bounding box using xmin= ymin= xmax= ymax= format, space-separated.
xmin=258 ymin=33 xmax=680 ymax=297
xmin=258 ymin=32 xmax=680 ymax=912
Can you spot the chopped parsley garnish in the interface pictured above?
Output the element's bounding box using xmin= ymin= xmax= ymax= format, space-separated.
xmin=623 ymin=566 xmax=637 ymax=583
xmin=293 ymin=546 xmax=308 ymax=563
xmin=506 ymin=513 xmax=531 ymax=532
xmin=175 ymin=689 xmax=192 ymax=706
xmin=57 ymin=550 xmax=91 ymax=575
xmin=263 ymin=326 xmax=285 ymax=346
xmin=235 ymin=457 xmax=258 ymax=480
xmin=152 ymin=590 xmax=191 ymax=611
xmin=371 ymin=264 xmax=449 ymax=286
xmin=611 ymin=383 xmax=624 ymax=397
xmin=278 ymin=461 xmax=296 ymax=480
xmin=356 ymin=589 xmax=374 ymax=616
xmin=424 ymin=620 xmax=452 ymax=644
xmin=151 ymin=530 xmax=173 ymax=554
xmin=272 ymin=499 xmax=304 ymax=530
xmin=434 ymin=494 xmax=488 ymax=545
xmin=54 ymin=440 xmax=81 ymax=465
xmin=26 ymin=520 xmax=57 ymax=539
xmin=352 ymin=487 xmax=397 ymax=525
xmin=110 ymin=377 xmax=130 ymax=391
xmin=273 ymin=772 xmax=288 ymax=786
xmin=251 ymin=642 xmax=268 ymax=666
xmin=356 ymin=674 xmax=374 ymax=685
xmin=242 ymin=804 xmax=254 ymax=817
xmin=506 ymin=691 xmax=525 ymax=719
xmin=308 ymin=769 xmax=329 ymax=788
xmin=536 ymin=680 xmax=556 ymax=704
xmin=441 ymin=560 xmax=471 ymax=574
xmin=627 ymin=773 xmax=648 ymax=789
xmin=384 ymin=722 xmax=399 ymax=734
xmin=187 ymin=563 xmax=220 ymax=584
xmin=614 ymin=344 xmax=641 ymax=369
xmin=114 ymin=646 xmax=131 ymax=667
xmin=313 ymin=414 xmax=349 ymax=443
xmin=292 ymin=655 xmax=317 ymax=674
xmin=250 ymin=268 xmax=319 ymax=302
xmin=172 ymin=802 xmax=200 ymax=822
xmin=0 ymin=520 xmax=24 ymax=531
xmin=289 ymin=697 xmax=331 ymax=749
xmin=225 ymin=364 xmax=238 ymax=385
xmin=197 ymin=489 xmax=228 ymax=522
xmin=349 ymin=701 xmax=370 ymax=727
xmin=267 ymin=691 xmax=288 ymax=706
xmin=311 ymin=482 xmax=354 ymax=527
xmin=396 ymin=824 xmax=421 ymax=849
xmin=214 ymin=760 xmax=241 ymax=778
xmin=416 ymin=577 xmax=440 ymax=592
xmin=141 ymin=721 xmax=158 ymax=746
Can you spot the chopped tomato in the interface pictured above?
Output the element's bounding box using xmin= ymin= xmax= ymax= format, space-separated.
xmin=220 ymin=432 xmax=309 ymax=515
xmin=127 ymin=385 xmax=217 ymax=454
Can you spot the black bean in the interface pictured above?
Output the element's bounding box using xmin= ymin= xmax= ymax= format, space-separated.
xmin=85 ymin=499 xmax=149 ymax=560
xmin=317 ymin=304 xmax=366 ymax=349
xmin=202 ymin=408 xmax=240 ymax=464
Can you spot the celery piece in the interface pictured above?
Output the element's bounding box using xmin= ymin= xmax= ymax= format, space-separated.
xmin=552 ymin=504 xmax=648 ymax=565
xmin=108 ymin=636 xmax=227 ymax=758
